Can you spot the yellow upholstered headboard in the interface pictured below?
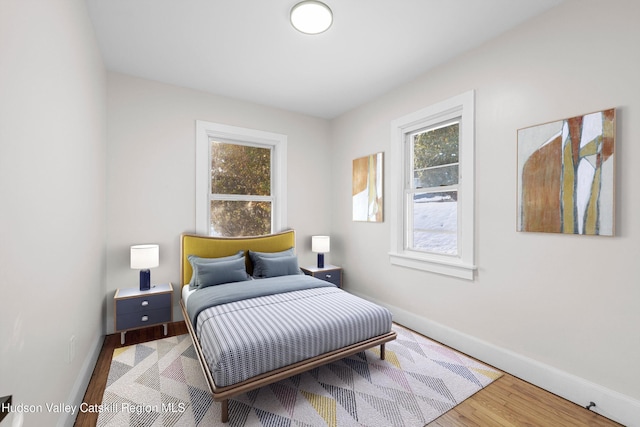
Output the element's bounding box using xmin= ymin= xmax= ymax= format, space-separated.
xmin=180 ymin=230 xmax=296 ymax=287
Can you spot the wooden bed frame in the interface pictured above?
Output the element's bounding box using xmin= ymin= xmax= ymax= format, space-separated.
xmin=179 ymin=230 xmax=397 ymax=423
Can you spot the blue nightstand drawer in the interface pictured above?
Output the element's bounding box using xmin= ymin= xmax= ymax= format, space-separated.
xmin=116 ymin=308 xmax=172 ymax=331
xmin=116 ymin=293 xmax=171 ymax=315
xmin=301 ymin=265 xmax=342 ymax=288
xmin=114 ymin=284 xmax=173 ymax=341
xmin=316 ymin=269 xmax=341 ymax=287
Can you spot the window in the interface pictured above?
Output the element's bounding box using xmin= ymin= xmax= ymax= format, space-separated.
xmin=209 ymin=141 xmax=272 ymax=236
xmin=409 ymin=119 xmax=460 ymax=255
xmin=389 ymin=91 xmax=475 ymax=279
xmin=196 ymin=121 xmax=287 ymax=236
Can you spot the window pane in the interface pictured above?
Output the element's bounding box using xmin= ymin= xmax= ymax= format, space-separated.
xmin=411 ymin=191 xmax=458 ymax=255
xmin=413 ymin=121 xmax=459 ymax=171
xmin=211 ymin=141 xmax=271 ymax=196
xmin=210 ymin=200 xmax=271 ymax=237
xmin=414 ymin=164 xmax=459 ymax=188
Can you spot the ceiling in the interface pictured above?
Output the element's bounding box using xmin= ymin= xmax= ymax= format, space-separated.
xmin=87 ymin=0 xmax=564 ymax=119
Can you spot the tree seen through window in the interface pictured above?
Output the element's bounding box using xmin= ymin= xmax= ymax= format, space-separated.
xmin=210 ymin=141 xmax=272 ymax=237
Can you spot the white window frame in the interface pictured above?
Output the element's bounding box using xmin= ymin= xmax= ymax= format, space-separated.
xmin=195 ymin=120 xmax=287 ymax=236
xmin=389 ymin=90 xmax=475 ymax=280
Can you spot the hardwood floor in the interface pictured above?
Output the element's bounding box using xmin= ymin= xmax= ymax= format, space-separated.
xmin=75 ymin=321 xmax=621 ymax=427
xmin=430 ymin=375 xmax=621 ymax=426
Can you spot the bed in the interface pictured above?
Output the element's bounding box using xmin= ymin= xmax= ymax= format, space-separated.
xmin=179 ymin=230 xmax=396 ymax=423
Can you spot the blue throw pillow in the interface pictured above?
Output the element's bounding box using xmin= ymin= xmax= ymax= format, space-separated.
xmin=259 ymin=255 xmax=302 ymax=278
xmin=188 ymin=250 xmax=244 ymax=289
xmin=195 ymin=257 xmax=249 ymax=289
xmin=248 ymin=248 xmax=295 ymax=278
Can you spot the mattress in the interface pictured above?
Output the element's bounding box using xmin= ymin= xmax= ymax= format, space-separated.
xmin=182 ymin=284 xmax=196 ymax=306
xmin=192 ymin=281 xmax=393 ymax=387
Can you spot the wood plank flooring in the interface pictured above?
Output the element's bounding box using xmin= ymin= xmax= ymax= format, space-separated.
xmin=74 ymin=321 xmax=621 ymax=427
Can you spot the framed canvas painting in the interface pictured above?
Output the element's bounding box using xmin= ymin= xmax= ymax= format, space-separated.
xmin=353 ymin=152 xmax=383 ymax=222
xmin=517 ymin=108 xmax=615 ymax=235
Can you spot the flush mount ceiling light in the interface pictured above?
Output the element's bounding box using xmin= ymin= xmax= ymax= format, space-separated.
xmin=290 ymin=1 xmax=333 ymax=35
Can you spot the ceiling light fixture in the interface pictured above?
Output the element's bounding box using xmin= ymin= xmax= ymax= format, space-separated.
xmin=290 ymin=1 xmax=333 ymax=35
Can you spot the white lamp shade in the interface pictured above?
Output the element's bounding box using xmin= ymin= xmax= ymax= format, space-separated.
xmin=312 ymin=236 xmax=330 ymax=253
xmin=130 ymin=244 xmax=159 ymax=269
xmin=290 ymin=1 xmax=333 ymax=34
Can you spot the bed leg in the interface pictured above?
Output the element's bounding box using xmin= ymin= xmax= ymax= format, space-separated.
xmin=380 ymin=343 xmax=386 ymax=360
xmin=221 ymin=399 xmax=229 ymax=423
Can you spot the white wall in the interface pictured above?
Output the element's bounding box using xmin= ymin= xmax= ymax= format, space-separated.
xmin=105 ymin=73 xmax=332 ymax=332
xmin=0 ymin=0 xmax=107 ymax=426
xmin=329 ymin=0 xmax=640 ymax=425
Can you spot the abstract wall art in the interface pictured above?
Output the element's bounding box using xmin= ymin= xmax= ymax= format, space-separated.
xmin=517 ymin=109 xmax=615 ymax=235
xmin=353 ymin=152 xmax=383 ymax=222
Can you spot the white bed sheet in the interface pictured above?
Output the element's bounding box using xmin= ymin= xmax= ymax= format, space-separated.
xmin=182 ymin=285 xmax=196 ymax=306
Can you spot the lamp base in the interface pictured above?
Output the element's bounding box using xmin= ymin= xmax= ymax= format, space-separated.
xmin=317 ymin=253 xmax=324 ymax=269
xmin=140 ymin=269 xmax=151 ymax=291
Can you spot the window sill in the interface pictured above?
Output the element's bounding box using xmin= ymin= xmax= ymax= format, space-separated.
xmin=389 ymin=252 xmax=475 ymax=280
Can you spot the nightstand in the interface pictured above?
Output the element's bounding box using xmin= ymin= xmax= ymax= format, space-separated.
xmin=301 ymin=265 xmax=342 ymax=288
xmin=114 ymin=283 xmax=173 ymax=345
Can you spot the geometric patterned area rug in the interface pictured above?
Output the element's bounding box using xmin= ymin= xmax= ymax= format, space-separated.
xmin=97 ymin=323 xmax=501 ymax=426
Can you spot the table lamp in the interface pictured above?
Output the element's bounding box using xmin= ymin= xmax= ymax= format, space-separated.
xmin=312 ymin=235 xmax=330 ymax=268
xmin=130 ymin=244 xmax=159 ymax=291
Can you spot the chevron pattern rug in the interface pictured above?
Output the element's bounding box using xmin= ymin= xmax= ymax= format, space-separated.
xmin=97 ymin=324 xmax=501 ymax=426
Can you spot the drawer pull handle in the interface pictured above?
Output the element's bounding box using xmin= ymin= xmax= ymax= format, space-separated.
xmin=141 ymin=316 xmax=149 ymax=322
xmin=325 ymin=274 xmax=332 ymax=279
xmin=141 ymin=300 xmax=149 ymax=306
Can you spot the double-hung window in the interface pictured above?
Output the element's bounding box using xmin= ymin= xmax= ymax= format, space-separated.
xmin=408 ymin=119 xmax=460 ymax=255
xmin=389 ymin=91 xmax=475 ymax=279
xmin=195 ymin=121 xmax=287 ymax=237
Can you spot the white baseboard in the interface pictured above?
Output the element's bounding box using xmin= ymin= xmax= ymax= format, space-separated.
xmin=352 ymin=292 xmax=640 ymax=427
xmin=57 ymin=335 xmax=103 ymax=427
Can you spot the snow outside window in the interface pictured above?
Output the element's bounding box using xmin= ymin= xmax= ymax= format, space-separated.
xmin=389 ymin=91 xmax=476 ymax=280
